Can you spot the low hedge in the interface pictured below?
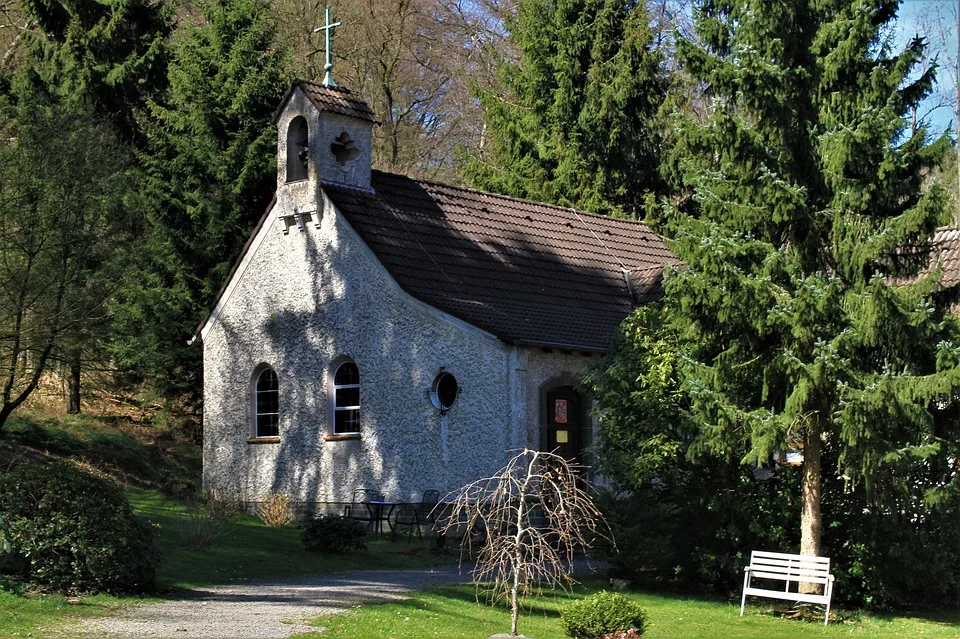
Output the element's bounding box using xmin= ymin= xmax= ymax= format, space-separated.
xmin=561 ymin=591 xmax=648 ymax=639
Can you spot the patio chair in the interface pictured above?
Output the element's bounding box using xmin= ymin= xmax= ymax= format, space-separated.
xmin=418 ymin=489 xmax=440 ymax=527
xmin=391 ymin=506 xmax=422 ymax=541
xmin=343 ymin=488 xmax=382 ymax=527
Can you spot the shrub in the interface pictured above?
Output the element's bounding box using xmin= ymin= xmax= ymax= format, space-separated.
xmin=0 ymin=462 xmax=159 ymax=593
xmin=561 ymin=591 xmax=648 ymax=639
xmin=258 ymin=491 xmax=294 ymax=527
xmin=596 ymin=462 xmax=799 ymax=596
xmin=302 ymin=515 xmax=367 ymax=553
xmin=202 ymin=488 xmax=241 ymax=522
xmin=178 ymin=506 xmax=229 ymax=548
xmin=0 ymin=514 xmax=10 ymax=558
xmin=177 ymin=489 xmax=239 ymax=548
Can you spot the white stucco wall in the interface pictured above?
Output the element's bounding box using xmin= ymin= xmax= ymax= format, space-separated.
xmin=201 ymin=91 xmax=600 ymax=507
xmin=202 ymin=194 xmax=539 ymax=504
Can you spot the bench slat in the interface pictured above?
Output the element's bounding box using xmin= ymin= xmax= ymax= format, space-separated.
xmin=752 ymin=550 xmax=829 ymax=561
xmin=752 ymin=556 xmax=829 ymax=568
xmin=752 ymin=555 xmax=829 ymax=565
xmin=752 ymin=560 xmax=830 ymax=571
xmin=743 ymin=587 xmax=830 ymax=606
xmin=750 ymin=564 xmax=831 ymax=574
xmin=749 ymin=569 xmax=830 ymax=584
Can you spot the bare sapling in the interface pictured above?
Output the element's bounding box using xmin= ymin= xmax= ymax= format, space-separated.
xmin=439 ymin=448 xmax=611 ymax=638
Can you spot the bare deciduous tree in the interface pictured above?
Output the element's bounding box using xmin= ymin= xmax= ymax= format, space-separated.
xmin=274 ymin=0 xmax=502 ymax=182
xmin=439 ymin=448 xmax=610 ymax=638
xmin=0 ymin=98 xmax=131 ymax=434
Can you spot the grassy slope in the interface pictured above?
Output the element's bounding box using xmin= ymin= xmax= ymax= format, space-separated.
xmin=299 ymin=583 xmax=960 ymax=639
xmin=0 ymin=412 xmax=201 ymax=491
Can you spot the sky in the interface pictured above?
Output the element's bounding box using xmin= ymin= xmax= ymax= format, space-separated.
xmin=899 ymin=0 xmax=959 ymax=136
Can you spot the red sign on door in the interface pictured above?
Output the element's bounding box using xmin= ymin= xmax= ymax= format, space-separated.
xmin=555 ymin=399 xmax=568 ymax=424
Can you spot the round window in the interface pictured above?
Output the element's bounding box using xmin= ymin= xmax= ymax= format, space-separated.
xmin=431 ymin=372 xmax=459 ymax=413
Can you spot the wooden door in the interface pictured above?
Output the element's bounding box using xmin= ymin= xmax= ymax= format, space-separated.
xmin=544 ymin=386 xmax=583 ymax=466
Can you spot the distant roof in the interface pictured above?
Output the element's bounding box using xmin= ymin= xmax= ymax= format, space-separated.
xmin=930 ymin=226 xmax=960 ymax=288
xmin=324 ymin=171 xmax=677 ymax=351
xmin=274 ymin=80 xmax=379 ymax=124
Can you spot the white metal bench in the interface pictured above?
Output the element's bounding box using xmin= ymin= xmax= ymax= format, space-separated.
xmin=740 ymin=550 xmax=835 ymax=625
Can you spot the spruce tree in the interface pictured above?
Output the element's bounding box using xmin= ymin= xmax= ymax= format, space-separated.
xmin=16 ymin=0 xmax=171 ymax=143
xmin=596 ymin=0 xmax=960 ymax=574
xmin=458 ymin=0 xmax=669 ymax=216
xmin=110 ymin=0 xmax=290 ymax=398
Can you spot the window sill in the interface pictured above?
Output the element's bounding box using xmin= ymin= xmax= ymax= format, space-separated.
xmin=248 ymin=437 xmax=280 ymax=444
xmin=324 ymin=433 xmax=361 ymax=442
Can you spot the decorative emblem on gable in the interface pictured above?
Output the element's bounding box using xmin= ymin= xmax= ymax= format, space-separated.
xmin=330 ymin=131 xmax=360 ymax=166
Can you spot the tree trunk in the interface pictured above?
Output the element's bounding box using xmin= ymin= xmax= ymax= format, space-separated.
xmin=799 ymin=414 xmax=823 ymax=595
xmin=67 ymin=356 xmax=81 ymax=414
xmin=0 ymin=402 xmax=13 ymax=436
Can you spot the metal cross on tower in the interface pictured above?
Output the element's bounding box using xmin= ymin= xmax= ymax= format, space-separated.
xmin=314 ymin=7 xmax=341 ymax=87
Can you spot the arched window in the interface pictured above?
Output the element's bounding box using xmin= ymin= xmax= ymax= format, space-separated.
xmin=286 ymin=116 xmax=309 ymax=182
xmin=333 ymin=361 xmax=360 ymax=434
xmin=254 ymin=367 xmax=280 ymax=438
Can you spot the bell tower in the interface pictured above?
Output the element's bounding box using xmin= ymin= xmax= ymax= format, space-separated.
xmin=273 ymin=10 xmax=377 ymax=232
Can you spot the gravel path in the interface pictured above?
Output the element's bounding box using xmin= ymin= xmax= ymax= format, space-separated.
xmin=74 ymin=565 xmax=472 ymax=639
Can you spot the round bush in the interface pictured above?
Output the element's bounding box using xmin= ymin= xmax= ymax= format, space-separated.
xmin=0 ymin=463 xmax=159 ymax=593
xmin=561 ymin=591 xmax=648 ymax=639
xmin=302 ymin=514 xmax=367 ymax=553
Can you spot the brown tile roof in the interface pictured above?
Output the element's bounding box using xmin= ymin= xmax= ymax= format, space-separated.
xmin=324 ymin=171 xmax=677 ymax=351
xmin=929 ymin=226 xmax=960 ymax=288
xmin=297 ymin=80 xmax=378 ymax=123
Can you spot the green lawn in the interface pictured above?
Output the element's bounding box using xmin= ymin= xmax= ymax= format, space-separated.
xmin=0 ymin=589 xmax=155 ymax=639
xmin=3 ymin=415 xmax=958 ymax=639
xmin=129 ymin=489 xmax=454 ymax=589
xmin=0 ymin=491 xmax=453 ymax=638
xmin=0 ymin=413 xmax=453 ymax=638
xmin=296 ymin=583 xmax=960 ymax=639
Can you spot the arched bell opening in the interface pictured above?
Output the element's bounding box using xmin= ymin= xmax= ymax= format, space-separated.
xmin=286 ymin=116 xmax=309 ymax=182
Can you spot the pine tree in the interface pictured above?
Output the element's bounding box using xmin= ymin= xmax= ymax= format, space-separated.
xmin=16 ymin=0 xmax=171 ymax=143
xmin=596 ymin=0 xmax=960 ymax=575
xmin=458 ymin=0 xmax=669 ymax=216
xmin=110 ymin=0 xmax=291 ymax=398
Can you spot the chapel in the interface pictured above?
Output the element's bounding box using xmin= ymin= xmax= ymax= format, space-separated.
xmin=196 ymin=76 xmax=676 ymax=511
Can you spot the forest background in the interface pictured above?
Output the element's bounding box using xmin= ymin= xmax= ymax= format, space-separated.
xmin=0 ymin=0 xmax=958 ymax=613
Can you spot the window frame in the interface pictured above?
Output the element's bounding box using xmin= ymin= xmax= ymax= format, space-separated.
xmin=430 ymin=370 xmax=460 ymax=415
xmin=251 ymin=364 xmax=280 ymax=440
xmin=329 ymin=358 xmax=361 ymax=437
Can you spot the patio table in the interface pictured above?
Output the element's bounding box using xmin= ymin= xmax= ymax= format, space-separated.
xmin=365 ymin=500 xmax=397 ymax=534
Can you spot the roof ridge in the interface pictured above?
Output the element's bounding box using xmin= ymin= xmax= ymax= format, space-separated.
xmin=370 ymin=169 xmax=663 ymax=229
xmin=295 ymin=78 xmax=359 ymax=97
